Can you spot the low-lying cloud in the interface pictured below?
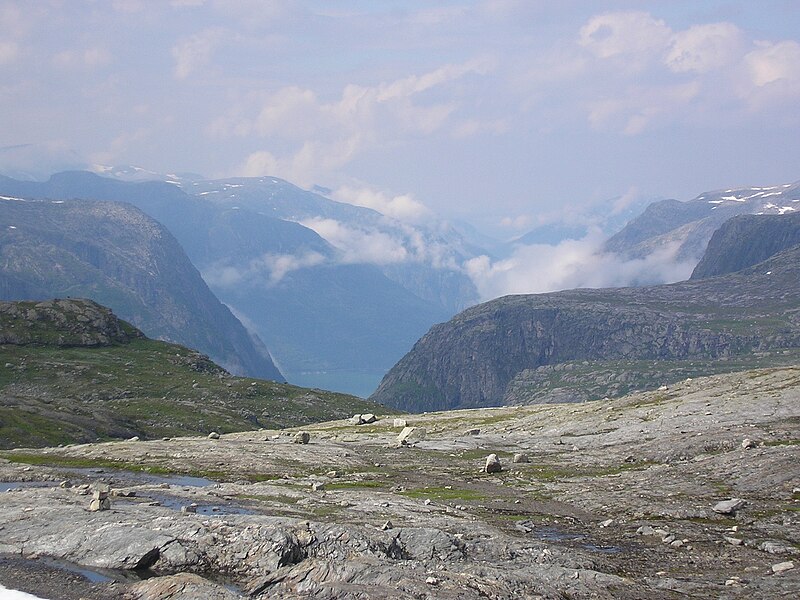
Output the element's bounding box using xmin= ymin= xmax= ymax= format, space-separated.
xmin=464 ymin=232 xmax=696 ymax=300
xmin=203 ymin=250 xmax=327 ymax=288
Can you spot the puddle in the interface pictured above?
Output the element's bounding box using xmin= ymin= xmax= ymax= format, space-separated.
xmin=37 ymin=556 xmax=156 ymax=583
xmin=534 ymin=526 xmax=622 ymax=554
xmin=56 ymin=467 xmax=217 ymax=488
xmin=0 ymin=481 xmax=56 ymax=493
xmin=125 ymin=493 xmax=254 ymax=516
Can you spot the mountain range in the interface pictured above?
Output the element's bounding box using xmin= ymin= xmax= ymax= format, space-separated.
xmin=0 ymin=171 xmax=481 ymax=396
xmin=371 ymin=211 xmax=800 ymax=411
xmin=0 ymin=195 xmax=282 ymax=381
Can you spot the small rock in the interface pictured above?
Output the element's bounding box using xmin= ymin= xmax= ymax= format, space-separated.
xmin=772 ymin=561 xmax=794 ymax=574
xmin=349 ymin=414 xmax=363 ymax=425
xmin=464 ymin=428 xmax=480 ymax=436
xmin=725 ymin=537 xmax=744 ymax=546
xmin=760 ymin=541 xmax=796 ymax=555
xmin=208 ymin=432 xmax=220 ymax=440
xmin=741 ymin=438 xmax=755 ymax=449
xmin=326 ymin=470 xmax=340 ymax=478
xmin=658 ymin=385 xmax=668 ymax=391
xmin=381 ymin=520 xmax=393 ymax=530
xmin=624 ymin=455 xmax=636 ymax=463
xmin=293 ymin=431 xmax=310 ymax=444
xmin=361 ymin=413 xmax=377 ymax=424
xmin=311 ymin=482 xmax=325 ymax=492
xmin=637 ymin=525 xmax=655 ymax=536
xmin=512 ymin=453 xmax=529 ymax=464
xmin=128 ymin=436 xmax=140 ymax=442
xmin=397 ymin=426 xmax=426 ymax=445
xmin=484 ymin=454 xmax=502 ymax=474
xmin=670 ymin=540 xmax=684 ymax=548
xmin=425 ymin=577 xmax=439 ymax=586
xmin=424 ymin=499 xmax=432 ymax=505
xmin=59 ymin=480 xmax=71 ymax=489
xmin=713 ymin=498 xmax=746 ymax=515
xmin=662 ymin=534 xmax=676 ymax=544
xmin=181 ymin=503 xmax=198 ymax=514
xmin=599 ymin=519 xmax=614 ymax=528
xmin=393 ymin=418 xmax=407 ymax=428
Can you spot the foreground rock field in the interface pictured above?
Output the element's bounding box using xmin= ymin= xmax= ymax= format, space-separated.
xmin=1 ymin=367 xmax=799 ymax=599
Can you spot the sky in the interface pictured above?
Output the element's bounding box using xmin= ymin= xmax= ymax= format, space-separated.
xmin=1 ymin=0 xmax=799 ymax=238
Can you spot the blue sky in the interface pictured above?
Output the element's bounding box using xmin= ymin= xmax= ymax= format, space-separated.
xmin=1 ymin=0 xmax=799 ymax=235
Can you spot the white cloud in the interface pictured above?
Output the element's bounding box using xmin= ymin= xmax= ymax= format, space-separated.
xmin=333 ymin=185 xmax=432 ymax=223
xmin=579 ymin=11 xmax=671 ymax=61
xmin=665 ymin=22 xmax=744 ymax=74
xmin=203 ymin=250 xmax=326 ymax=287
xmin=744 ymin=40 xmax=800 ymax=87
xmin=299 ymin=218 xmax=409 ymax=265
xmin=172 ymin=28 xmax=224 ymax=79
xmin=464 ymin=233 xmax=696 ymax=301
xmin=219 ymin=60 xmax=491 ymax=182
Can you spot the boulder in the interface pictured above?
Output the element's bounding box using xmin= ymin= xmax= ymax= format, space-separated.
xmin=349 ymin=414 xmax=363 ymax=425
xmin=361 ymin=413 xmax=377 ymax=424
xmin=712 ymin=498 xmax=746 ymax=515
xmin=512 ymin=453 xmax=529 ymax=463
xmin=485 ymin=454 xmax=502 ymax=473
xmin=397 ymin=427 xmax=426 ymax=445
xmin=293 ymin=431 xmax=310 ymax=444
xmin=208 ymin=432 xmax=220 ymax=440
xmin=393 ymin=418 xmax=407 ymax=428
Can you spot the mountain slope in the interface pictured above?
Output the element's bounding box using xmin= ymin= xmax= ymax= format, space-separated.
xmin=371 ymin=240 xmax=800 ymax=412
xmin=0 ymin=298 xmax=380 ymax=448
xmin=0 ymin=171 xmax=471 ymax=395
xmin=604 ymin=181 xmax=800 ymax=262
xmin=0 ymin=196 xmax=283 ymax=381
xmin=691 ymin=211 xmax=800 ymax=279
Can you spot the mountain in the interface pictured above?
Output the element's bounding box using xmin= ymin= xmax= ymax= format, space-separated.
xmin=0 ymin=195 xmax=283 ymax=381
xmin=691 ymin=211 xmax=800 ymax=279
xmin=0 ymin=171 xmax=478 ymax=396
xmin=371 ymin=221 xmax=800 ymax=411
xmin=604 ymin=181 xmax=800 ymax=262
xmin=0 ymin=298 xmax=380 ymax=448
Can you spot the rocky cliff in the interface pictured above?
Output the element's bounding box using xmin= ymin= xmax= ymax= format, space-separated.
xmin=371 ymin=242 xmax=800 ymax=411
xmin=0 ymin=196 xmax=283 ymax=381
xmin=691 ymin=211 xmax=800 ymax=279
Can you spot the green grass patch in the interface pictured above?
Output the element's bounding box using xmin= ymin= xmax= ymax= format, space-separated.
xmin=401 ymin=486 xmax=486 ymax=501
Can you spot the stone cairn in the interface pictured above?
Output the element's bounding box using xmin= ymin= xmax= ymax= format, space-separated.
xmin=89 ymin=484 xmax=111 ymax=511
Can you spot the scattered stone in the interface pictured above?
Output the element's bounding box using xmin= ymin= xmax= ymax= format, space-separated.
xmin=393 ymin=418 xmax=407 ymax=428
xmin=599 ymin=519 xmax=614 ymax=528
xmin=311 ymin=482 xmax=325 ymax=492
xmin=741 ymin=438 xmax=755 ymax=449
xmin=670 ymin=540 xmax=684 ymax=548
xmin=349 ymin=414 xmax=363 ymax=425
xmin=662 ymin=535 xmax=676 ymax=545
xmin=397 ymin=426 xmax=426 ymax=445
xmin=381 ymin=520 xmax=393 ymax=530
xmin=637 ymin=525 xmax=655 ymax=536
xmin=59 ymin=480 xmax=71 ymax=489
xmin=658 ymin=385 xmax=668 ymax=391
xmin=513 ymin=453 xmax=529 ymax=463
xmin=725 ymin=537 xmax=744 ymax=546
xmin=485 ymin=454 xmax=502 ymax=473
xmin=464 ymin=428 xmax=480 ymax=436
xmin=128 ymin=436 xmax=140 ymax=442
xmin=208 ymin=431 xmax=220 ymax=440
xmin=88 ymin=485 xmax=111 ymax=511
xmin=112 ymin=489 xmax=136 ymax=498
xmin=760 ymin=541 xmax=796 ymax=555
xmin=293 ymin=431 xmax=310 ymax=444
xmin=181 ymin=503 xmax=198 ymax=514
xmin=624 ymin=455 xmax=636 ymax=463
xmin=326 ymin=470 xmax=340 ymax=478
xmin=425 ymin=577 xmax=439 ymax=585
xmin=713 ymin=498 xmax=746 ymax=515
xmin=771 ymin=561 xmax=794 ymax=574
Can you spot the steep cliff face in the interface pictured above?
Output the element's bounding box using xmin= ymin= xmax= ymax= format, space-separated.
xmin=0 ymin=197 xmax=283 ymax=381
xmin=371 ymin=243 xmax=800 ymax=411
xmin=691 ymin=212 xmax=800 ymax=279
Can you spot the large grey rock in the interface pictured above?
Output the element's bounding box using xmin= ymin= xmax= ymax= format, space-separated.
xmin=485 ymin=454 xmax=502 ymax=473
xmin=712 ymin=498 xmax=746 ymax=515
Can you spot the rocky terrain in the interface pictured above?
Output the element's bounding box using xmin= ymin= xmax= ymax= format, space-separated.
xmin=372 ymin=234 xmax=800 ymax=412
xmin=0 ymin=366 xmax=797 ymax=599
xmin=0 ymin=299 xmax=380 ymax=448
xmin=0 ymin=195 xmax=283 ymax=381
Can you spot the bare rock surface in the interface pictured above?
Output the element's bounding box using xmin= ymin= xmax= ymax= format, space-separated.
xmin=0 ymin=366 xmax=798 ymax=599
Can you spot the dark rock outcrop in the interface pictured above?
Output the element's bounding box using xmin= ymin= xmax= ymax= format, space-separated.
xmin=691 ymin=211 xmax=800 ymax=279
